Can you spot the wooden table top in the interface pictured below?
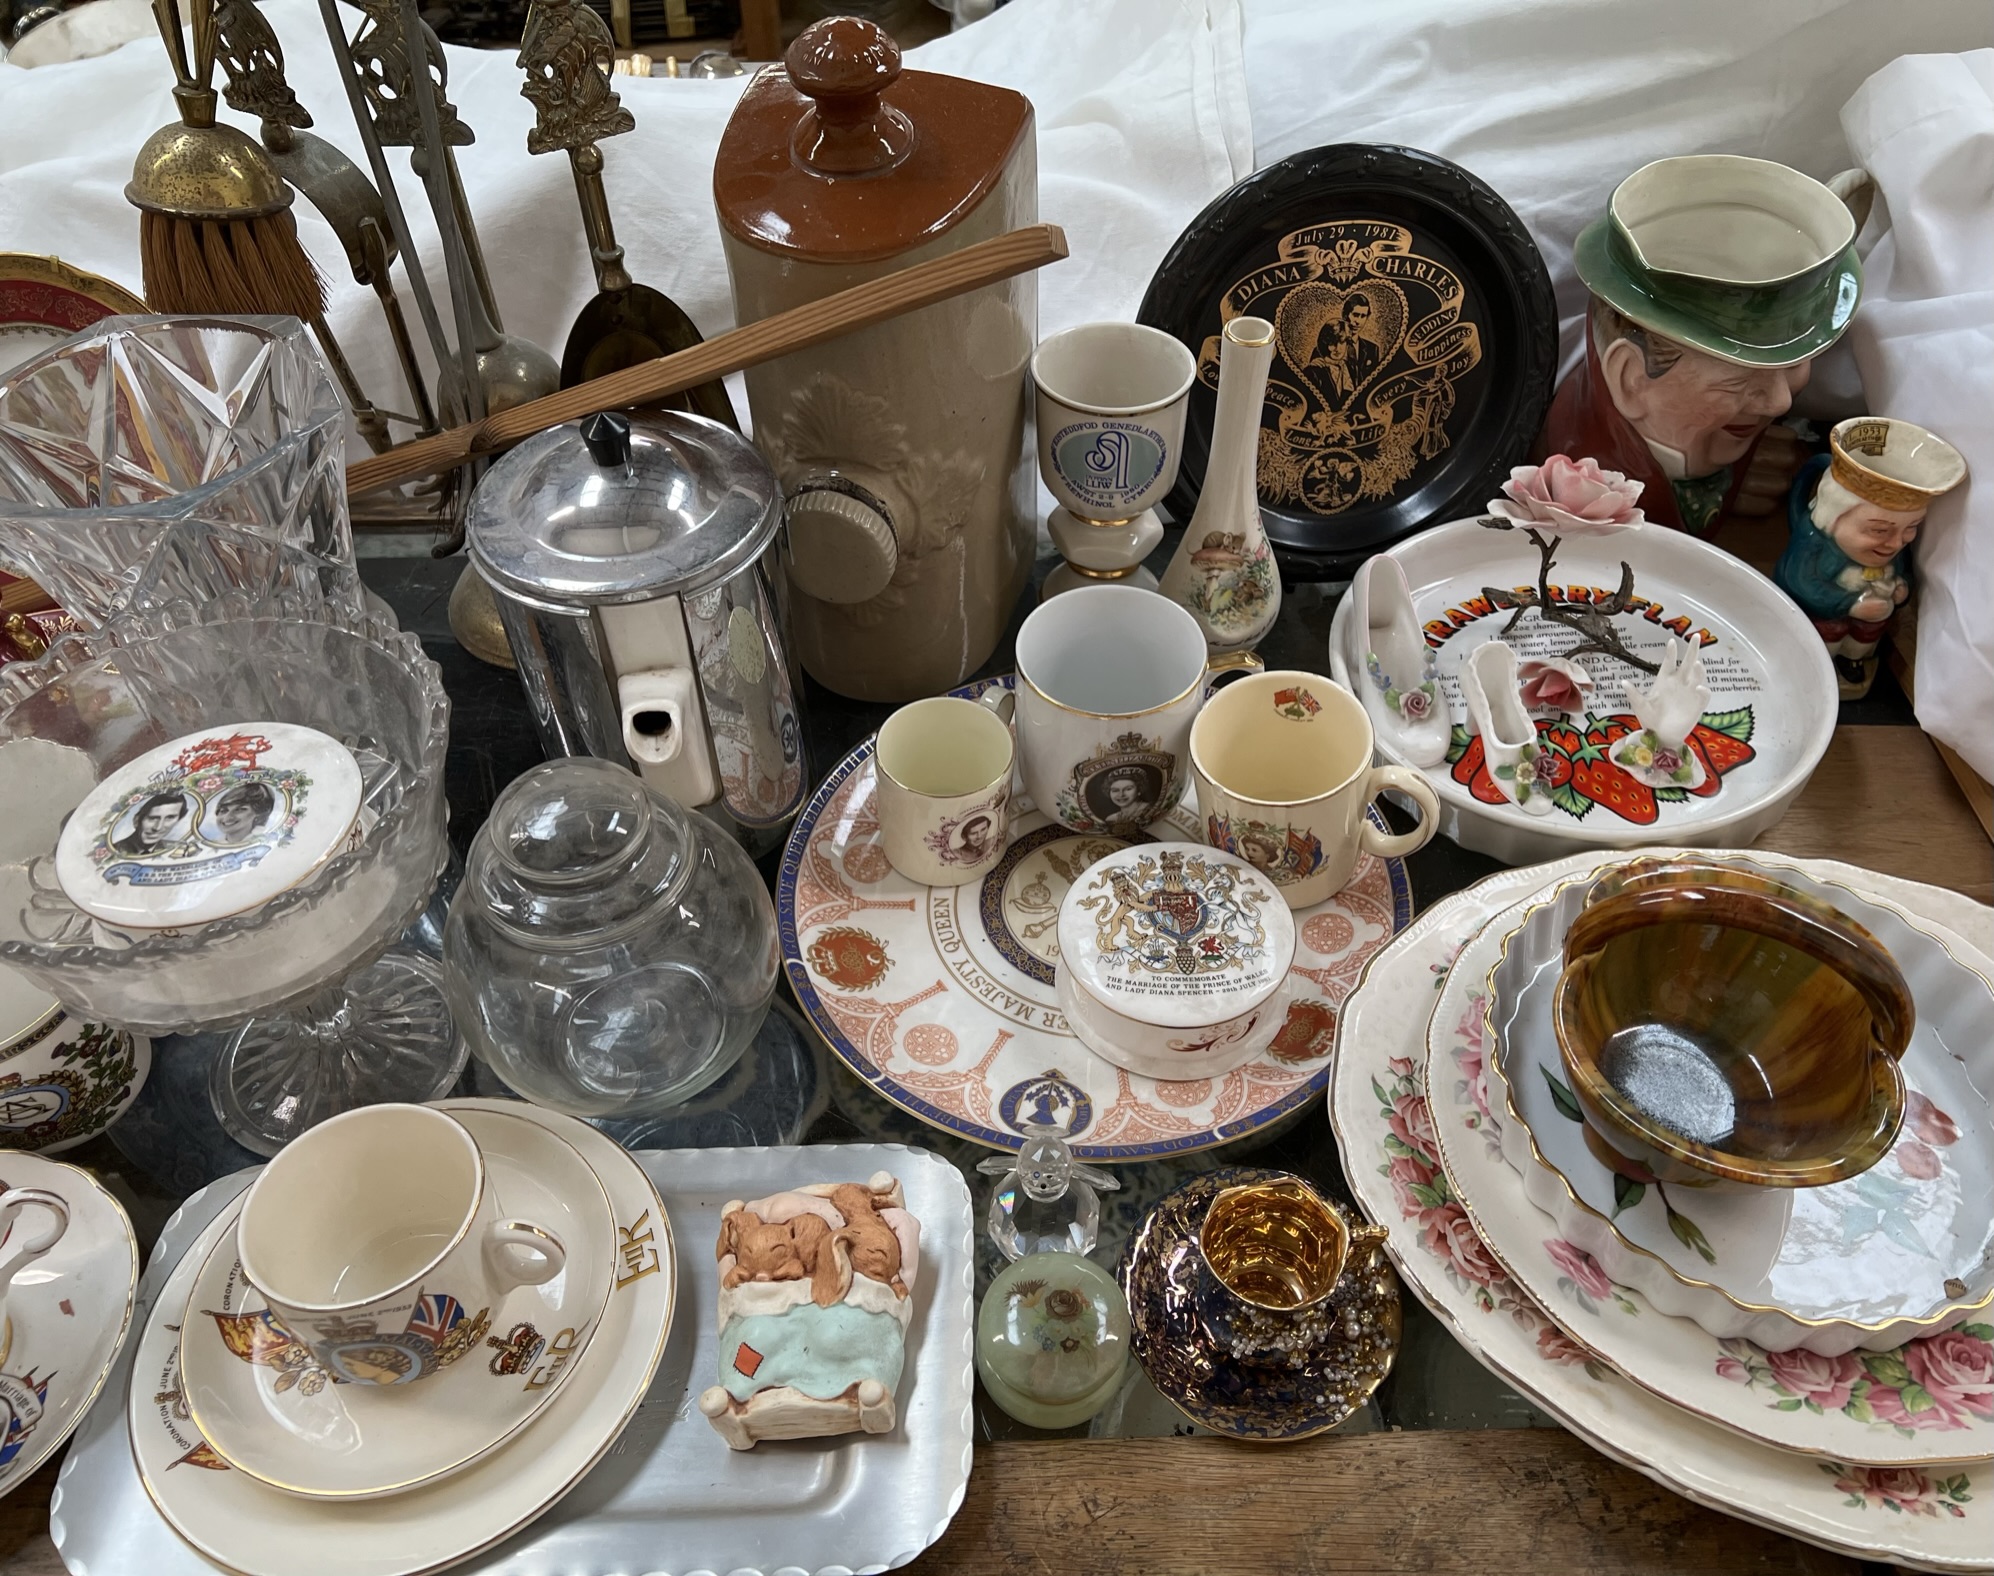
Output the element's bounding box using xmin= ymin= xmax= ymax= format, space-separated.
xmin=2 ymin=720 xmax=1984 ymax=1576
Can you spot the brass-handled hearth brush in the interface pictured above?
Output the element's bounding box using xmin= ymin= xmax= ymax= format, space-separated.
xmin=127 ymin=0 xmax=325 ymax=321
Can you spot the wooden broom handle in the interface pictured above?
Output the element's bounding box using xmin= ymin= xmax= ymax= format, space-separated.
xmin=346 ymin=222 xmax=1069 ymax=497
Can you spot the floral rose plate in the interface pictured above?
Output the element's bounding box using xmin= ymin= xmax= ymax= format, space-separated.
xmin=1326 ymin=515 xmax=1837 ymax=866
xmin=780 ymin=675 xmax=1412 ymax=1162
xmin=1328 ymin=851 xmax=1990 ymax=1572
xmin=1489 ymin=855 xmax=1994 ymax=1356
xmin=1429 ymin=881 xmax=1991 ymax=1467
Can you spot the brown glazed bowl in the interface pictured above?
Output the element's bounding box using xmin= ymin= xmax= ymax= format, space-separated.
xmin=1553 ymin=859 xmax=1914 ymax=1189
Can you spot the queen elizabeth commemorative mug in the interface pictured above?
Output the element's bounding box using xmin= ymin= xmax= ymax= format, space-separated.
xmin=1190 ymin=670 xmax=1438 ymax=908
xmin=875 ymin=696 xmax=1014 ymax=886
xmin=237 ymin=1103 xmax=566 ymax=1386
xmin=995 ymin=584 xmax=1257 ymax=837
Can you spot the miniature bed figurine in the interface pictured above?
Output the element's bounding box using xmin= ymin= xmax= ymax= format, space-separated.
xmin=1541 ymin=156 xmax=1868 ymax=535
xmin=1775 ymin=417 xmax=1967 ymax=698
xmin=699 ymin=1173 xmax=920 ymax=1450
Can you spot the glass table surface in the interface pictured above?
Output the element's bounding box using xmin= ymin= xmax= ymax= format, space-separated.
xmin=74 ymin=541 xmax=1920 ymax=1451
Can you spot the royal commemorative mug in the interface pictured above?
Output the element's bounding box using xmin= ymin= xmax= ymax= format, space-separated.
xmin=874 ymin=696 xmax=1014 ymax=887
xmin=0 ymin=1184 xmax=68 ymax=1366
xmin=998 ymin=584 xmax=1257 ymax=837
xmin=1190 ymin=670 xmax=1438 ymax=908
xmin=1031 ymin=323 xmax=1197 ymax=523
xmin=237 ymin=1103 xmax=566 ymax=1386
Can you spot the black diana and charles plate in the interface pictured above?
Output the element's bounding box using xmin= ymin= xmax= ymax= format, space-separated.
xmin=1138 ymin=144 xmax=1559 ymax=582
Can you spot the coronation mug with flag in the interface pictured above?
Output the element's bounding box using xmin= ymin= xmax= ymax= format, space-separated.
xmin=1191 ymin=670 xmax=1439 ymax=909
xmin=235 ymin=1104 xmax=567 ymax=1387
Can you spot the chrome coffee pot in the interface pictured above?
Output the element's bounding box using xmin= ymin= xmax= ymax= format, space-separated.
xmin=465 ymin=409 xmax=807 ymax=830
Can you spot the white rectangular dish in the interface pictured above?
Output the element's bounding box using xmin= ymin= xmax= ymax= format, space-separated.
xmin=52 ymin=1141 xmax=975 ymax=1576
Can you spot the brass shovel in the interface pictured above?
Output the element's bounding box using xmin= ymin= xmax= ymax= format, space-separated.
xmin=518 ymin=0 xmax=735 ymax=427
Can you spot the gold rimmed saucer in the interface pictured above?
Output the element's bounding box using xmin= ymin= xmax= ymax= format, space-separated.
xmin=178 ymin=1107 xmax=614 ymax=1499
xmin=1117 ymin=1166 xmax=1400 ymax=1441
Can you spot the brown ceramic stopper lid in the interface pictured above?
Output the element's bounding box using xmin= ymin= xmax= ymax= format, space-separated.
xmin=714 ymin=15 xmax=1032 ymax=264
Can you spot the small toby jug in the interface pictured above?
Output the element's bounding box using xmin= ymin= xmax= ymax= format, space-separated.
xmin=714 ymin=17 xmax=1038 ymax=702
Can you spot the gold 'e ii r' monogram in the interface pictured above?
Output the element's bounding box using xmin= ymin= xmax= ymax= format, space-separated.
xmin=616 ymin=1209 xmax=662 ymax=1289
xmin=524 ymin=1325 xmax=583 ymax=1392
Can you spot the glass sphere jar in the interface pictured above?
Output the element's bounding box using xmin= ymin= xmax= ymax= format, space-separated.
xmin=976 ymin=1252 xmax=1132 ymax=1428
xmin=443 ymin=758 xmax=778 ymax=1117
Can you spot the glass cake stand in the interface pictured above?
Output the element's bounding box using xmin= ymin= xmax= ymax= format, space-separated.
xmin=0 ymin=597 xmax=461 ymax=1154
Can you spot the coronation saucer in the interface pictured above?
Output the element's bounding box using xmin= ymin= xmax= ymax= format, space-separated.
xmin=0 ymin=1151 xmax=138 ymax=1500
xmin=125 ymin=1098 xmax=675 ymax=1576
xmin=1117 ymin=1166 xmax=1400 ymax=1441
xmin=781 ymin=674 xmax=1412 ymax=1162
xmin=181 ymin=1106 xmax=614 ymax=1499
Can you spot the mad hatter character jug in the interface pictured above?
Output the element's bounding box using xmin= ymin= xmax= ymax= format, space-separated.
xmin=1539 ymin=156 xmax=1868 ymax=535
xmin=1776 ymin=417 xmax=1966 ymax=698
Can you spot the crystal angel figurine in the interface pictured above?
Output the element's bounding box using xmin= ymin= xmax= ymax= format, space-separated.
xmin=976 ymin=1122 xmax=1120 ymax=1261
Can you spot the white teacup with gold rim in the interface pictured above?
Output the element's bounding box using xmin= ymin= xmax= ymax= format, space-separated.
xmin=875 ymin=697 xmax=1014 ymax=887
xmin=999 ymin=583 xmax=1257 ymax=837
xmin=1191 ymin=671 xmax=1438 ymax=909
xmin=237 ymin=1103 xmax=566 ymax=1387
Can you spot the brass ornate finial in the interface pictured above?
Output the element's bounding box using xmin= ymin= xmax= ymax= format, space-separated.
xmin=349 ymin=0 xmax=471 ymax=150
xmin=517 ymin=0 xmax=634 ymax=156
xmin=212 ymin=0 xmax=311 ymax=137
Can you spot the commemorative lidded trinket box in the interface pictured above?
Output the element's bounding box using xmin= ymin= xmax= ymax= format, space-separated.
xmin=1055 ymin=841 xmax=1296 ymax=1080
xmin=53 ymin=721 xmax=363 ymax=932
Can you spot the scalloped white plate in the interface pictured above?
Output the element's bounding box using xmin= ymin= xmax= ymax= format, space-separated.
xmin=1330 ymin=851 xmax=1993 ymax=1572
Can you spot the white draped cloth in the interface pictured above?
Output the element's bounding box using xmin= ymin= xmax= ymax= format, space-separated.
xmin=1839 ymin=51 xmax=1993 ymax=783
xmin=2 ymin=0 xmax=1987 ymax=775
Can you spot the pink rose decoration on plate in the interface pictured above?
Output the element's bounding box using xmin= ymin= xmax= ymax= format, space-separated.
xmin=1544 ymin=1239 xmax=1614 ymax=1301
xmin=1906 ymin=1328 xmax=1994 ymax=1426
xmin=1764 ymin=1346 xmax=1864 ymax=1413
xmin=1906 ymin=1090 xmax=1962 ymax=1148
xmin=1535 ymin=1324 xmax=1592 ymax=1367
xmin=1421 ymin=1203 xmax=1504 ymax=1287
xmin=1488 ymin=455 xmax=1646 ymax=536
xmin=1388 ymin=1092 xmax=1437 ymax=1159
xmin=1517 ymin=656 xmax=1594 ymax=716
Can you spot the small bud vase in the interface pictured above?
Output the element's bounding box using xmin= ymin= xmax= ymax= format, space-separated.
xmin=1160 ymin=316 xmax=1281 ymax=653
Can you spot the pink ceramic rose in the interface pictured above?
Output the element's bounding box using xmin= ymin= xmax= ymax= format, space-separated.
xmin=1544 ymin=1239 xmax=1615 ymax=1301
xmin=1489 ymin=455 xmax=1646 ymax=536
xmin=1422 ymin=1202 xmax=1504 ymax=1287
xmin=1517 ymin=657 xmax=1595 ymax=716
xmin=1906 ymin=1329 xmax=1994 ymax=1424
xmin=1764 ymin=1347 xmax=1864 ymax=1413
xmin=1399 ymin=686 xmax=1436 ymax=722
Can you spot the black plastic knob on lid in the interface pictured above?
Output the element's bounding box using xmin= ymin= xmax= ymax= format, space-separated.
xmin=581 ymin=410 xmax=632 ymax=468
xmin=465 ymin=409 xmax=781 ymax=609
